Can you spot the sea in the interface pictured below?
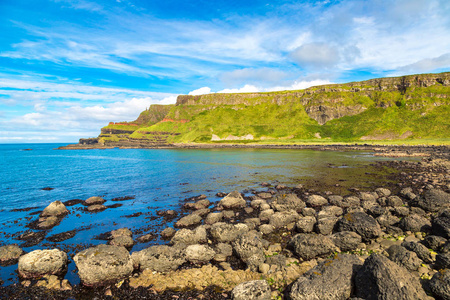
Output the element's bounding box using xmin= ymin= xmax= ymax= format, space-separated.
xmin=0 ymin=143 xmax=416 ymax=285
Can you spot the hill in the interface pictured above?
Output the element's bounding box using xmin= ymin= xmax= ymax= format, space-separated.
xmin=73 ymin=72 xmax=450 ymax=148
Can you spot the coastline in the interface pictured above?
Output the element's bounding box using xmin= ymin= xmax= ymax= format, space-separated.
xmin=0 ymin=151 xmax=449 ymax=299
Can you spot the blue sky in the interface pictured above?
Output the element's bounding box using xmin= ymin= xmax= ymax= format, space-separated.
xmin=1 ymin=0 xmax=450 ymax=143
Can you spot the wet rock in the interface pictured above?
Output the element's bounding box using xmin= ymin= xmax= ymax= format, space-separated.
xmin=354 ymin=253 xmax=428 ymax=300
xmin=17 ymin=230 xmax=46 ymax=247
xmin=175 ymin=213 xmax=202 ymax=228
xmin=306 ymin=195 xmax=328 ymax=207
xmin=269 ymin=210 xmax=300 ymax=229
xmin=185 ymin=244 xmax=215 ymax=263
xmin=233 ymin=231 xmax=265 ymax=271
xmin=232 ymin=280 xmax=271 ymax=300
xmin=137 ymin=233 xmax=156 ymax=243
xmin=18 ymin=249 xmax=68 ymax=279
xmin=161 ymin=227 xmax=176 ymax=239
xmin=36 ymin=216 xmax=61 ymax=229
xmin=131 ymin=245 xmax=186 ymax=273
xmin=170 ymin=226 xmax=207 ymax=245
xmin=435 ymin=253 xmax=450 ymax=269
xmin=74 ymin=244 xmax=133 ymax=286
xmin=210 ymin=222 xmax=249 ymax=243
xmin=316 ymin=216 xmax=338 ymax=235
xmin=271 ymin=194 xmax=305 ymax=212
xmin=296 ymin=216 xmax=316 ymax=233
xmin=429 ymin=269 xmax=450 ymax=300
xmin=288 ymin=233 xmax=336 ymax=260
xmin=0 ymin=244 xmax=23 ymax=265
xmin=412 ymin=189 xmax=450 ymax=212
xmin=290 ymin=253 xmax=362 ymax=300
xmin=331 ymin=231 xmax=362 ymax=252
xmin=184 ymin=199 xmax=210 ymax=210
xmin=423 ymin=235 xmax=447 ymax=251
xmin=205 ymin=212 xmax=223 ymax=224
xmin=401 ymin=241 xmax=433 ymax=263
xmin=336 ymin=212 xmax=382 ymax=241
xmin=40 ymin=201 xmax=68 ymax=217
xmin=85 ymin=196 xmax=106 ymax=205
xmin=86 ymin=204 xmax=106 ymax=212
xmin=219 ymin=191 xmax=246 ymax=209
xmin=432 ymin=209 xmax=450 ymax=238
xmin=386 ymin=245 xmax=421 ymax=271
xmin=47 ymin=230 xmax=77 ymax=242
xmin=399 ymin=214 xmax=431 ymax=233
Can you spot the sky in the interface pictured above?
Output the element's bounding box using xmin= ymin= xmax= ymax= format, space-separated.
xmin=1 ymin=0 xmax=450 ymax=143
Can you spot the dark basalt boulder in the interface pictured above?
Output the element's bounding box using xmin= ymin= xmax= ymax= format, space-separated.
xmin=289 ymin=253 xmax=363 ymax=300
xmin=432 ymin=209 xmax=450 ymax=239
xmin=331 ymin=231 xmax=362 ymax=252
xmin=336 ymin=212 xmax=382 ymax=242
xmin=401 ymin=241 xmax=433 ymax=263
xmin=411 ymin=189 xmax=450 ymax=212
xmin=429 ymin=269 xmax=450 ymax=300
xmin=354 ymin=253 xmax=428 ymax=300
xmin=399 ymin=214 xmax=431 ymax=233
xmin=386 ymin=245 xmax=421 ymax=271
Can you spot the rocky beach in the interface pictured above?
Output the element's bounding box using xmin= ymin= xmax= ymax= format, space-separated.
xmin=0 ymin=146 xmax=449 ymax=299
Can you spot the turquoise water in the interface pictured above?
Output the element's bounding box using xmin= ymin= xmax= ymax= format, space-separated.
xmin=0 ymin=143 xmax=411 ymax=285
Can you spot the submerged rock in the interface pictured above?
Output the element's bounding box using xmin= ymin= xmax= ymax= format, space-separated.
xmin=0 ymin=244 xmax=23 ymax=265
xmin=18 ymin=249 xmax=68 ymax=279
xmin=74 ymin=244 xmax=133 ymax=286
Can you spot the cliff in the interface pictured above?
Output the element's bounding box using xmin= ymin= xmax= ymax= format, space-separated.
xmin=71 ymin=72 xmax=450 ymax=148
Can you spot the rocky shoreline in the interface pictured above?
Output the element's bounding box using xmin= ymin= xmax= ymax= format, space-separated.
xmin=0 ymin=154 xmax=449 ymax=299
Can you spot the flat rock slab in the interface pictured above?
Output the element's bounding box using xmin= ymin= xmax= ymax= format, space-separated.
xmin=74 ymin=244 xmax=133 ymax=286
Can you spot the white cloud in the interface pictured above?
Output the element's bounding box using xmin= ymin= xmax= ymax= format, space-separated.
xmin=290 ymin=43 xmax=340 ymax=69
xmin=188 ymin=87 xmax=212 ymax=95
xmin=221 ymin=68 xmax=289 ymax=86
xmin=399 ymin=53 xmax=450 ymax=73
xmin=217 ymin=85 xmax=260 ymax=94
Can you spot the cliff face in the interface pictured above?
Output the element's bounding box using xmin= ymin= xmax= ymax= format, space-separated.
xmin=72 ymin=72 xmax=450 ymax=147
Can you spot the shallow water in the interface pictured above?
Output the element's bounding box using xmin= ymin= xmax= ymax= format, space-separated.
xmin=0 ymin=143 xmax=416 ymax=285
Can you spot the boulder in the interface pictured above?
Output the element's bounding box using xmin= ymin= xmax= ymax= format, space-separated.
xmin=232 ymin=280 xmax=271 ymax=300
xmin=85 ymin=196 xmax=106 ymax=205
xmin=375 ymin=188 xmax=391 ymax=197
xmin=386 ymin=196 xmax=403 ymax=207
xmin=336 ymin=212 xmax=382 ymax=241
xmin=290 ymin=254 xmax=363 ymax=300
xmin=18 ymin=249 xmax=68 ymax=279
xmin=218 ymin=191 xmax=246 ymax=209
xmin=40 ymin=201 xmax=68 ymax=217
xmin=386 ymin=245 xmax=421 ymax=271
xmin=376 ymin=213 xmax=400 ymax=227
xmin=137 ymin=233 xmax=156 ymax=243
xmin=401 ymin=241 xmax=433 ymax=263
xmin=184 ymin=199 xmax=210 ymax=210
xmin=354 ymin=253 xmax=428 ymax=300
xmin=87 ymin=204 xmax=106 ymax=212
xmin=271 ymin=194 xmax=305 ymax=212
xmin=411 ymin=189 xmax=450 ymax=212
xmin=316 ymin=217 xmax=338 ymax=235
xmin=331 ymin=231 xmax=362 ymax=252
xmin=296 ymin=216 xmax=316 ymax=233
xmin=210 ymin=222 xmax=249 ymax=243
xmin=306 ymin=195 xmax=328 ymax=207
xmin=36 ymin=216 xmax=60 ymax=229
xmin=74 ymin=245 xmax=133 ymax=286
xmin=399 ymin=214 xmax=431 ymax=233
xmin=318 ymin=206 xmax=344 ymax=218
xmin=170 ymin=226 xmax=207 ymax=245
xmin=175 ymin=213 xmax=202 ymax=228
xmin=269 ymin=210 xmax=300 ymax=229
xmin=161 ymin=227 xmax=176 ymax=239
xmin=205 ymin=212 xmax=223 ymax=225
xmin=109 ymin=235 xmax=134 ymax=249
xmin=232 ymin=231 xmax=265 ymax=271
xmin=435 ymin=253 xmax=450 ymax=270
xmin=131 ymin=245 xmax=185 ymax=273
xmin=432 ymin=209 xmax=450 ymax=238
xmin=423 ymin=235 xmax=447 ymax=251
xmin=259 ymin=224 xmax=274 ymax=235
xmin=0 ymin=244 xmax=23 ymax=265
xmin=185 ymin=244 xmax=215 ymax=263
xmin=288 ymin=233 xmax=336 ymax=260
xmin=259 ymin=209 xmax=275 ymax=222
xmin=214 ymin=243 xmax=233 ymax=262
xmin=429 ymin=269 xmax=450 ymax=300
xmin=111 ymin=228 xmax=132 ymax=238
xmin=329 ymin=196 xmax=360 ymax=208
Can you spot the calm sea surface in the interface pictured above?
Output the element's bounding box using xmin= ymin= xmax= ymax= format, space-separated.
xmin=0 ymin=143 xmax=415 ymax=285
